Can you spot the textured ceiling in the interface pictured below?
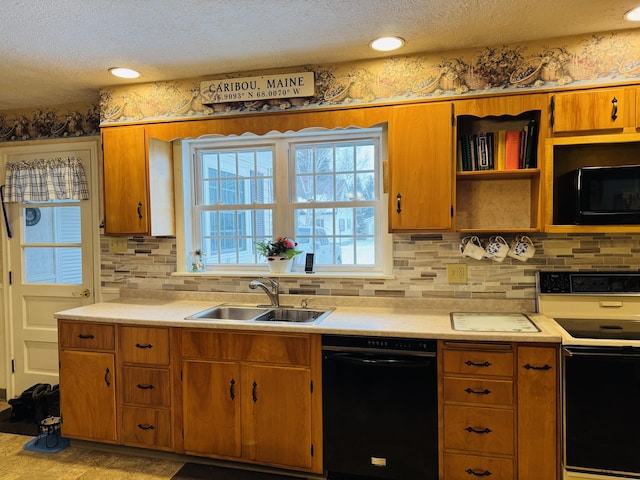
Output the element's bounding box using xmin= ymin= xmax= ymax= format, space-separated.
xmin=1 ymin=0 xmax=639 ymax=110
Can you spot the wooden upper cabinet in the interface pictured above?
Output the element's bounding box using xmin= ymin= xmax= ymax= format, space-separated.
xmin=551 ymin=88 xmax=633 ymax=134
xmin=389 ymin=102 xmax=454 ymax=231
xmin=102 ymin=126 xmax=175 ymax=236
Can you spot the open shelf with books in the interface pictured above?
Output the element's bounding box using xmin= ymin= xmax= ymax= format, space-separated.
xmin=454 ymin=107 xmax=544 ymax=232
xmin=456 ymin=111 xmax=541 ymax=172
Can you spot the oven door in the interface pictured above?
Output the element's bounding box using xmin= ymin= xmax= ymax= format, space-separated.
xmin=563 ymin=345 xmax=640 ymax=478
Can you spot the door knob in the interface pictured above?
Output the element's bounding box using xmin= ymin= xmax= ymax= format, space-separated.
xmin=73 ymin=288 xmax=91 ymax=298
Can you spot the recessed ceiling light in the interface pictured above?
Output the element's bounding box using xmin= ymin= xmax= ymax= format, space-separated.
xmin=370 ymin=36 xmax=405 ymax=52
xmin=625 ymin=6 xmax=640 ymax=21
xmin=109 ymin=67 xmax=141 ymax=79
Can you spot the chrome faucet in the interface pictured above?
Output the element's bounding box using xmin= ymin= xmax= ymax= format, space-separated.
xmin=249 ymin=277 xmax=280 ymax=307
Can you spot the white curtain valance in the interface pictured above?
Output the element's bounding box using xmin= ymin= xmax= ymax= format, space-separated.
xmin=3 ymin=157 xmax=89 ymax=203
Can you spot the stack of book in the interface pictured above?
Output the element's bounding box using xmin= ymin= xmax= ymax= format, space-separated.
xmin=457 ymin=118 xmax=538 ymax=172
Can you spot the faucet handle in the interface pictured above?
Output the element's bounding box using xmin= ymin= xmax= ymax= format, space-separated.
xmin=259 ymin=277 xmax=279 ymax=289
xmin=300 ymin=297 xmax=311 ymax=309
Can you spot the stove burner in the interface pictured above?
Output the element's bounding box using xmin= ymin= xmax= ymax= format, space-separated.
xmin=554 ymin=318 xmax=640 ymax=340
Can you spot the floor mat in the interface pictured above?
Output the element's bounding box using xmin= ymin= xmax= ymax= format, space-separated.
xmin=171 ymin=462 xmax=306 ymax=480
xmin=0 ymin=408 xmax=39 ymax=436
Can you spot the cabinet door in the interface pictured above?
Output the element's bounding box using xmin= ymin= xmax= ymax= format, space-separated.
xmin=389 ymin=103 xmax=453 ymax=231
xmin=517 ymin=345 xmax=558 ymax=480
xmin=243 ymin=364 xmax=313 ymax=469
xmin=59 ymin=350 xmax=116 ymax=442
xmin=552 ymin=89 xmax=626 ymax=134
xmin=102 ymin=125 xmax=148 ymax=234
xmin=182 ymin=360 xmax=241 ymax=458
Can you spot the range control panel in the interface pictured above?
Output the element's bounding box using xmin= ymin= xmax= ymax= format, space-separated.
xmin=538 ymin=271 xmax=640 ymax=294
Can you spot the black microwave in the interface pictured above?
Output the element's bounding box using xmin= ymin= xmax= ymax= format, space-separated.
xmin=557 ymin=165 xmax=640 ymax=224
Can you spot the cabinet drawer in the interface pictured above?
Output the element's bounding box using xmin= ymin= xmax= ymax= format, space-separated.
xmin=443 ymin=377 xmax=513 ymax=406
xmin=121 ymin=366 xmax=170 ymax=407
xmin=182 ymin=330 xmax=311 ymax=366
xmin=444 ymin=453 xmax=513 ymax=480
xmin=121 ymin=406 xmax=172 ymax=449
xmin=120 ymin=326 xmax=170 ymax=365
xmin=443 ymin=405 xmax=514 ymax=455
xmin=443 ymin=349 xmax=513 ymax=377
xmin=59 ymin=321 xmax=115 ymax=350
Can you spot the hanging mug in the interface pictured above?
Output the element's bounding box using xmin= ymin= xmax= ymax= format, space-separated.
xmin=484 ymin=235 xmax=509 ymax=262
xmin=460 ymin=235 xmax=485 ymax=260
xmin=507 ymin=235 xmax=536 ymax=262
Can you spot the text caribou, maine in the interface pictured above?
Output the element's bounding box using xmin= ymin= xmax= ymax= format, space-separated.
xmin=201 ymin=72 xmax=315 ymax=104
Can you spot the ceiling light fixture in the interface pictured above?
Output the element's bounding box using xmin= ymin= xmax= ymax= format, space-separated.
xmin=109 ymin=67 xmax=141 ymax=79
xmin=370 ymin=36 xmax=405 ymax=52
xmin=625 ymin=6 xmax=640 ymax=21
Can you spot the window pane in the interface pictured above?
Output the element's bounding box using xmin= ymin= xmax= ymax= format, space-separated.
xmin=293 ymin=139 xmax=376 ymax=204
xmin=199 ymin=148 xmax=274 ymax=206
xmin=200 ymin=208 xmax=273 ymax=264
xmin=24 ymin=206 xmax=80 ymax=244
xmin=24 ymin=247 xmax=82 ymax=284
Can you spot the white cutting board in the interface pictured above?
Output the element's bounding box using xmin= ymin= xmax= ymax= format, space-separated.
xmin=451 ymin=312 xmax=539 ymax=332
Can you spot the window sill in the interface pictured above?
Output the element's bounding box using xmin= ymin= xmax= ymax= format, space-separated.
xmin=172 ymin=271 xmax=395 ymax=280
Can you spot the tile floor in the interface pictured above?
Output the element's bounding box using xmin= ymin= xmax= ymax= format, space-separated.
xmin=0 ymin=400 xmax=184 ymax=479
xmin=0 ymin=401 xmax=320 ymax=480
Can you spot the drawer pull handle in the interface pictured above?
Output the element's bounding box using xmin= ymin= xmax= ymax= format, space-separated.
xmin=465 ymin=468 xmax=492 ymax=477
xmin=136 ymin=383 xmax=154 ymax=390
xmin=465 ymin=387 xmax=491 ymax=395
xmin=137 ymin=424 xmax=155 ymax=431
xmin=135 ymin=343 xmax=153 ymax=349
xmin=611 ymin=97 xmax=618 ymax=121
xmin=78 ymin=334 xmax=95 ymax=339
xmin=230 ymin=378 xmax=236 ymax=400
xmin=466 ymin=426 xmax=492 ymax=434
xmin=252 ymin=381 xmax=258 ymax=402
xmin=465 ymin=360 xmax=492 ymax=367
xmin=523 ymin=363 xmax=552 ymax=370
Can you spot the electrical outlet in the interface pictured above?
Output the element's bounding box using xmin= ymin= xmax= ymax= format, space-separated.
xmin=447 ymin=264 xmax=468 ymax=284
xmin=109 ymin=237 xmax=129 ymax=254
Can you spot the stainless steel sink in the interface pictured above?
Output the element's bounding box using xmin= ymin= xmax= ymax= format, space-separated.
xmin=185 ymin=304 xmax=334 ymax=324
xmin=254 ymin=307 xmax=334 ymax=323
xmin=185 ymin=305 xmax=270 ymax=321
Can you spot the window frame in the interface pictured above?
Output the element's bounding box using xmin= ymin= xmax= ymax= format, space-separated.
xmin=174 ymin=127 xmax=392 ymax=275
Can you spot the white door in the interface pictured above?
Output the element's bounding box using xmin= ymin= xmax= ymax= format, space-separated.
xmin=1 ymin=140 xmax=100 ymax=397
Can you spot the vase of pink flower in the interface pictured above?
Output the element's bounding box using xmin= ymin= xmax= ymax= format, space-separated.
xmin=256 ymin=237 xmax=302 ymax=273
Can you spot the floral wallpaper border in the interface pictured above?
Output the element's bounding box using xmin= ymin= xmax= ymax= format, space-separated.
xmin=0 ymin=103 xmax=100 ymax=142
xmin=100 ymin=29 xmax=640 ymax=125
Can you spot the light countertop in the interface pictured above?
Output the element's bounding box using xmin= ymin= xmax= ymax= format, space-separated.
xmin=54 ymin=294 xmax=563 ymax=343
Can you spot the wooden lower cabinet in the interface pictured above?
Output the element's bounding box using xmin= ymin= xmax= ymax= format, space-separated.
xmin=182 ymin=360 xmax=242 ymax=458
xmin=443 ymin=453 xmax=514 ymax=480
xmin=180 ymin=329 xmax=322 ymax=474
xmin=439 ymin=341 xmax=559 ymax=480
xmin=58 ymin=321 xmax=117 ymax=443
xmin=59 ymin=349 xmax=117 ymax=442
xmin=118 ymin=325 xmax=174 ymax=451
xmin=242 ymin=364 xmax=312 ymax=468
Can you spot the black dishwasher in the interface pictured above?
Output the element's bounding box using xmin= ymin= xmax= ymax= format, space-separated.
xmin=322 ymin=335 xmax=438 ymax=480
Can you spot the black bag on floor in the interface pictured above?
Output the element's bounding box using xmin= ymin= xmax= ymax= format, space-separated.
xmin=8 ymin=383 xmax=49 ymax=422
xmin=34 ymin=384 xmax=60 ymax=424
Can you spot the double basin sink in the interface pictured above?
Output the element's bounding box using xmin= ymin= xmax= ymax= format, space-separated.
xmin=185 ymin=304 xmax=334 ymax=325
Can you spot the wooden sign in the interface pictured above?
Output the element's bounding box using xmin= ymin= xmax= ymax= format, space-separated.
xmin=201 ymin=72 xmax=315 ymax=104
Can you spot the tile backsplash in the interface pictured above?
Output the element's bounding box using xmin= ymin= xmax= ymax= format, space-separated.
xmin=101 ymin=233 xmax=640 ymax=301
